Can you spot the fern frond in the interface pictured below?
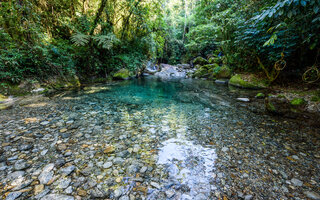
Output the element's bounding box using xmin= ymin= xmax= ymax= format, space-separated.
xmin=93 ymin=33 xmax=120 ymax=49
xmin=71 ymin=33 xmax=90 ymax=46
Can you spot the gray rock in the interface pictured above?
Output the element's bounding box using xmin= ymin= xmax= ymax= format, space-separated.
xmin=114 ymin=188 xmax=123 ymax=198
xmin=221 ymin=147 xmax=229 ymax=152
xmin=244 ymin=195 xmax=253 ymax=200
xmin=194 ymin=193 xmax=207 ymax=200
xmin=215 ymin=80 xmax=228 ymax=85
xmin=119 ymin=195 xmax=130 ymax=200
xmin=150 ymin=182 xmax=161 ymax=189
xmin=113 ymin=157 xmax=124 ymax=165
xmin=304 ymin=191 xmax=320 ymax=200
xmin=14 ymin=160 xmax=30 ymax=170
xmin=165 ymin=190 xmax=175 ymax=198
xmin=291 ymin=178 xmax=303 ymax=186
xmin=38 ymin=171 xmax=54 ymax=185
xmin=127 ymin=164 xmax=139 ymax=174
xmin=65 ymin=186 xmax=73 ymax=194
xmin=140 ymin=166 xmax=148 ymax=174
xmin=103 ymin=161 xmax=113 ymax=169
xmin=19 ymin=144 xmax=33 ymax=151
xmin=57 ymin=178 xmax=71 ymax=189
xmin=237 ymin=98 xmax=250 ymax=102
xmin=7 ymin=171 xmax=25 ymax=181
xmin=60 ymin=165 xmax=75 ymax=176
xmin=41 ymin=194 xmax=74 ymax=200
xmin=90 ymin=188 xmax=107 ymax=198
xmin=5 ymin=192 xmax=22 ymax=200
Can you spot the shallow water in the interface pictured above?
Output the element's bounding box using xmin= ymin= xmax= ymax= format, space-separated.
xmin=0 ymin=77 xmax=319 ymax=200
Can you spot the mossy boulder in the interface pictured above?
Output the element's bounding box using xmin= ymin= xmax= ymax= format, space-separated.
xmin=193 ymin=57 xmax=208 ymax=66
xmin=212 ymin=65 xmax=232 ymax=79
xmin=46 ymin=75 xmax=81 ymax=90
xmin=290 ymin=98 xmax=306 ymax=106
xmin=229 ymin=74 xmax=268 ymax=89
xmin=208 ymin=57 xmax=222 ymax=64
xmin=193 ymin=67 xmax=210 ymax=78
xmin=113 ymin=69 xmax=131 ymax=80
xmin=265 ymin=96 xmax=291 ymax=115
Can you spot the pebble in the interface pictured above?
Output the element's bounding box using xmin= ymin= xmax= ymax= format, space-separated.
xmin=237 ymin=98 xmax=250 ymax=102
xmin=103 ymin=161 xmax=113 ymax=169
xmin=5 ymin=192 xmax=22 ymax=200
xmin=304 ymin=191 xmax=320 ymax=200
xmin=165 ymin=190 xmax=175 ymax=198
xmin=60 ymin=165 xmax=75 ymax=176
xmin=34 ymin=184 xmax=44 ymax=195
xmin=41 ymin=194 xmax=74 ymax=200
xmin=291 ymin=178 xmax=303 ymax=186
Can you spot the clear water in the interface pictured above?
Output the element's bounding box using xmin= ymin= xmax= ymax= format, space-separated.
xmin=8 ymin=77 xmax=316 ymax=199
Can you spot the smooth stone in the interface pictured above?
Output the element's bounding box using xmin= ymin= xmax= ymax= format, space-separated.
xmin=14 ymin=160 xmax=30 ymax=170
xmin=237 ymin=98 xmax=250 ymax=102
xmin=19 ymin=144 xmax=33 ymax=151
xmin=38 ymin=171 xmax=53 ymax=185
xmin=65 ymin=186 xmax=73 ymax=194
xmin=103 ymin=162 xmax=113 ymax=169
xmin=34 ymin=184 xmax=44 ymax=195
xmin=165 ymin=190 xmax=175 ymax=198
xmin=140 ymin=166 xmax=148 ymax=173
xmin=114 ymin=188 xmax=123 ymax=198
xmin=304 ymin=191 xmax=320 ymax=200
xmin=57 ymin=178 xmax=71 ymax=189
xmin=60 ymin=165 xmax=75 ymax=176
xmin=119 ymin=195 xmax=130 ymax=200
xmin=215 ymin=80 xmax=228 ymax=85
xmin=5 ymin=192 xmax=22 ymax=200
xmin=291 ymin=178 xmax=303 ymax=186
xmin=41 ymin=194 xmax=74 ymax=200
xmin=150 ymin=182 xmax=161 ymax=189
xmin=7 ymin=171 xmax=25 ymax=180
xmin=244 ymin=195 xmax=253 ymax=200
xmin=221 ymin=147 xmax=228 ymax=152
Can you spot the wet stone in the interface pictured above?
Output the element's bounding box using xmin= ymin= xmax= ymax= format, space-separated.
xmin=304 ymin=191 xmax=320 ymax=200
xmin=291 ymin=178 xmax=303 ymax=186
xmin=41 ymin=194 xmax=74 ymax=200
xmin=14 ymin=160 xmax=30 ymax=170
xmin=60 ymin=165 xmax=75 ymax=176
xmin=5 ymin=192 xmax=22 ymax=200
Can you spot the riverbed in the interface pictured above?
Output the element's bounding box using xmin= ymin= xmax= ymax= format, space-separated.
xmin=0 ymin=77 xmax=319 ymax=200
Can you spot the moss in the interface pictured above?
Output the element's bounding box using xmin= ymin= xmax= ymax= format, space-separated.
xmin=113 ymin=69 xmax=131 ymax=80
xmin=212 ymin=65 xmax=232 ymax=79
xmin=266 ymin=102 xmax=276 ymax=112
xmin=277 ymin=94 xmax=286 ymax=98
xmin=311 ymin=95 xmax=320 ymax=102
xmin=193 ymin=57 xmax=208 ymax=66
xmin=255 ymin=93 xmax=265 ymax=99
xmin=290 ymin=98 xmax=306 ymax=106
xmin=229 ymin=74 xmax=268 ymax=89
xmin=193 ymin=67 xmax=209 ymax=78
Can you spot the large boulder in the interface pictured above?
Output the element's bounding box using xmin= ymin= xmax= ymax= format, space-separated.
xmin=212 ymin=65 xmax=232 ymax=79
xmin=113 ymin=69 xmax=131 ymax=80
xmin=229 ymin=74 xmax=268 ymax=89
xmin=193 ymin=57 xmax=208 ymax=66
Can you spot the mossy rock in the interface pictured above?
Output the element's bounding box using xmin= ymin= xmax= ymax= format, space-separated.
xmin=0 ymin=94 xmax=7 ymax=102
xmin=113 ymin=69 xmax=131 ymax=80
xmin=46 ymin=75 xmax=81 ymax=90
xmin=212 ymin=65 xmax=232 ymax=79
xmin=290 ymin=98 xmax=306 ymax=106
xmin=229 ymin=74 xmax=268 ymax=89
xmin=311 ymin=95 xmax=320 ymax=102
xmin=208 ymin=57 xmax=222 ymax=64
xmin=193 ymin=67 xmax=209 ymax=78
xmin=255 ymin=93 xmax=265 ymax=99
xmin=193 ymin=57 xmax=208 ymax=66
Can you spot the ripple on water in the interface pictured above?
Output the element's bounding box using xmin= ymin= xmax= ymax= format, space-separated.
xmin=157 ymin=133 xmax=217 ymax=198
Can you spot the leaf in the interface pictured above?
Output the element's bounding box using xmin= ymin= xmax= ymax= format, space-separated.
xmin=71 ymin=33 xmax=90 ymax=46
xmin=314 ymin=6 xmax=319 ymax=14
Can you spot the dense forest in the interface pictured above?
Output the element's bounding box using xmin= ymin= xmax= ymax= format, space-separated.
xmin=1 ymin=0 xmax=320 ymax=86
